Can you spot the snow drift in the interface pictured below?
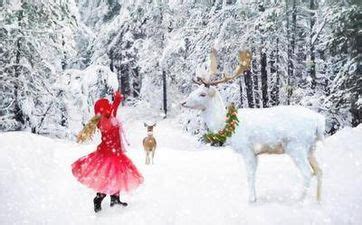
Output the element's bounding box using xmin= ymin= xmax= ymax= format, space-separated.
xmin=0 ymin=118 xmax=361 ymax=225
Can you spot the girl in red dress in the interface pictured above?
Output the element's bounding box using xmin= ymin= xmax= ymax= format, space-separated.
xmin=72 ymin=91 xmax=143 ymax=212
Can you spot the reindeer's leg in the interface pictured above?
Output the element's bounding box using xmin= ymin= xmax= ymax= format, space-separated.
xmin=243 ymin=150 xmax=258 ymax=203
xmin=308 ymin=152 xmax=322 ymax=201
xmin=289 ymin=148 xmax=312 ymax=200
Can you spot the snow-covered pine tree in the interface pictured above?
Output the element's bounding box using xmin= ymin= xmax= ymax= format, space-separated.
xmin=319 ymin=2 xmax=361 ymax=133
xmin=0 ymin=0 xmax=77 ymax=136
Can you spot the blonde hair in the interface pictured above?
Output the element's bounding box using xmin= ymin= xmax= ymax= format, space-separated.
xmin=76 ymin=115 xmax=101 ymax=143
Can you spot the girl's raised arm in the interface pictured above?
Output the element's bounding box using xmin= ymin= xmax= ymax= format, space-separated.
xmin=112 ymin=91 xmax=123 ymax=117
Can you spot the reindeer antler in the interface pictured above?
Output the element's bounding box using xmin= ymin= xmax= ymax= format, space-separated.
xmin=210 ymin=48 xmax=218 ymax=76
xmin=192 ymin=77 xmax=202 ymax=85
xmin=193 ymin=48 xmax=218 ymax=86
xmin=206 ymin=50 xmax=252 ymax=86
xmin=192 ymin=49 xmax=252 ymax=87
xmin=192 ymin=77 xmax=210 ymax=87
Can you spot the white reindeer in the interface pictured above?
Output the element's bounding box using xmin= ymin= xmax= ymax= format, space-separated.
xmin=181 ymin=49 xmax=324 ymax=202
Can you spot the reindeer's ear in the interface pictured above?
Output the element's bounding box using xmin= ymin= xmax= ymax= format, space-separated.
xmin=144 ymin=123 xmax=148 ymax=127
xmin=208 ymin=87 xmax=216 ymax=97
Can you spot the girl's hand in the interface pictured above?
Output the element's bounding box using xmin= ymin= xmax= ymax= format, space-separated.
xmin=113 ymin=91 xmax=124 ymax=102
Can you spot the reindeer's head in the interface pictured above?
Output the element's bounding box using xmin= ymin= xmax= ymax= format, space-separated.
xmin=181 ymin=49 xmax=252 ymax=111
xmin=181 ymin=81 xmax=218 ymax=110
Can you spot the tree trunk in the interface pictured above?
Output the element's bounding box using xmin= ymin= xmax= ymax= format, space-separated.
xmin=260 ymin=48 xmax=268 ymax=108
xmin=239 ymin=76 xmax=243 ymax=107
xmin=309 ymin=0 xmax=317 ymax=89
xmin=14 ymin=8 xmax=25 ymax=129
xmin=244 ymin=69 xmax=254 ymax=108
xmin=119 ymin=64 xmax=130 ymax=100
xmin=351 ymin=91 xmax=361 ymax=127
xmin=132 ymin=67 xmax=141 ymax=98
xmin=286 ymin=0 xmax=296 ymax=105
xmin=162 ymin=70 xmax=167 ymax=118
xmin=291 ymin=0 xmax=296 ymax=89
xmin=252 ymin=49 xmax=260 ymax=108
xmin=61 ymin=34 xmax=67 ymax=70
xmin=109 ymin=49 xmax=115 ymax=73
xmin=59 ymin=90 xmax=68 ymax=127
xmin=270 ymin=38 xmax=280 ymax=106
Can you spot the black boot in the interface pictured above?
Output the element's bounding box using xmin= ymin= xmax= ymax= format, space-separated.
xmin=93 ymin=193 xmax=106 ymax=213
xmin=110 ymin=194 xmax=128 ymax=207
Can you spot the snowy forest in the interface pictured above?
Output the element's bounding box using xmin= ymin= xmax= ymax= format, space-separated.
xmin=1 ymin=1 xmax=362 ymax=224
xmin=0 ymin=0 xmax=361 ymax=138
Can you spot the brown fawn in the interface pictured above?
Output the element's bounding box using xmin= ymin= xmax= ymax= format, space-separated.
xmin=143 ymin=123 xmax=157 ymax=165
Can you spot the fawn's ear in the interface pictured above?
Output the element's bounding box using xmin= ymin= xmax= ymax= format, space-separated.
xmin=144 ymin=123 xmax=148 ymax=127
xmin=153 ymin=123 xmax=156 ymax=127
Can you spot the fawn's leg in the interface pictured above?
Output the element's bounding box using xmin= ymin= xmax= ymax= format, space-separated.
xmin=151 ymin=148 xmax=155 ymax=164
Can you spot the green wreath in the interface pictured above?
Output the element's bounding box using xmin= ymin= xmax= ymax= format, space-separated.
xmin=204 ymin=103 xmax=239 ymax=146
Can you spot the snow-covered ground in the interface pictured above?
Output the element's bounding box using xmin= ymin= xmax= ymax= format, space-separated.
xmin=1 ymin=113 xmax=361 ymax=225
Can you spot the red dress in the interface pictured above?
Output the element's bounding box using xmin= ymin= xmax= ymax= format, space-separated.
xmin=72 ymin=92 xmax=143 ymax=195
